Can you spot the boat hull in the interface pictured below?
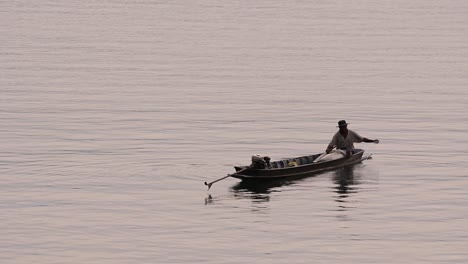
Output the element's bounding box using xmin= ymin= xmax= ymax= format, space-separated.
xmin=231 ymin=149 xmax=366 ymax=180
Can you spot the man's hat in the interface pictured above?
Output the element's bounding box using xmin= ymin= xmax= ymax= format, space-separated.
xmin=337 ymin=120 xmax=349 ymax=127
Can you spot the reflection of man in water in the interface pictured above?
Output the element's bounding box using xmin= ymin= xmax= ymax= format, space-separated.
xmin=333 ymin=166 xmax=359 ymax=216
xmin=326 ymin=120 xmax=379 ymax=157
xmin=334 ymin=166 xmax=356 ymax=197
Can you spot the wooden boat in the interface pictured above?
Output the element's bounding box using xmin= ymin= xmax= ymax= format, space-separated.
xmin=231 ymin=149 xmax=369 ymax=181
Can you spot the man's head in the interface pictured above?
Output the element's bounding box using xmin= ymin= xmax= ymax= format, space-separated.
xmin=337 ymin=120 xmax=349 ymax=131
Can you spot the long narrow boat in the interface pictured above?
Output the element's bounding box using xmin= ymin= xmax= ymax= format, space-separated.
xmin=230 ymin=149 xmax=369 ymax=181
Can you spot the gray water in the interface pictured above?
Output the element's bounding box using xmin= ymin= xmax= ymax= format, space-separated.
xmin=2 ymin=1 xmax=468 ymax=263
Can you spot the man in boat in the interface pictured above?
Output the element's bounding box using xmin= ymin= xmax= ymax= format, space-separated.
xmin=326 ymin=120 xmax=379 ymax=157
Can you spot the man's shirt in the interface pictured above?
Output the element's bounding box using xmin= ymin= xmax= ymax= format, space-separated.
xmin=328 ymin=129 xmax=363 ymax=149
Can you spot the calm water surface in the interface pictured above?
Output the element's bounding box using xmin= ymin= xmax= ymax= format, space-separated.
xmin=2 ymin=1 xmax=468 ymax=263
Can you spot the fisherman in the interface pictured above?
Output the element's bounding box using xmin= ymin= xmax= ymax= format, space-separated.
xmin=326 ymin=120 xmax=379 ymax=157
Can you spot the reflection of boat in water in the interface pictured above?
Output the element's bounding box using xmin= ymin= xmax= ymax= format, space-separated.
xmin=231 ymin=149 xmax=370 ymax=181
xmin=205 ymin=163 xmax=371 ymax=214
xmin=229 ymin=180 xmax=286 ymax=203
xmin=229 ymin=162 xmax=366 ymax=204
xmin=231 ymin=178 xmax=295 ymax=194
